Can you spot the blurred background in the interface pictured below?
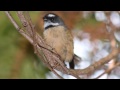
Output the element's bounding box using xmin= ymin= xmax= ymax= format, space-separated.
xmin=1 ymin=11 xmax=120 ymax=79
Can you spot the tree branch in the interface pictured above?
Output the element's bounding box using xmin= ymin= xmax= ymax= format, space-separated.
xmin=105 ymin=12 xmax=117 ymax=71
xmin=95 ymin=62 xmax=120 ymax=79
xmin=5 ymin=11 xmax=120 ymax=79
xmin=70 ymin=48 xmax=120 ymax=75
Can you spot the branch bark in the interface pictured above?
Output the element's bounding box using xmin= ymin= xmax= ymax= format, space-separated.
xmin=95 ymin=62 xmax=120 ymax=79
xmin=70 ymin=48 xmax=120 ymax=75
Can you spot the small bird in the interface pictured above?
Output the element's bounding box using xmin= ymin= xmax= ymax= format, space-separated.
xmin=43 ymin=13 xmax=74 ymax=69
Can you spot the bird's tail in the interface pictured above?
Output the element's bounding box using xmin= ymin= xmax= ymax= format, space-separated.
xmin=69 ymin=54 xmax=81 ymax=69
xmin=69 ymin=59 xmax=74 ymax=69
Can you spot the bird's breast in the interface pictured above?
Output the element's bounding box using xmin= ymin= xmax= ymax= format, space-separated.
xmin=44 ymin=26 xmax=74 ymax=62
xmin=44 ymin=26 xmax=67 ymax=60
xmin=44 ymin=26 xmax=66 ymax=46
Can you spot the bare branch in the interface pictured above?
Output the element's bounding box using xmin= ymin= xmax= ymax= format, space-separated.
xmin=104 ymin=12 xmax=117 ymax=76
xmin=95 ymin=62 xmax=120 ymax=79
xmin=23 ymin=11 xmax=37 ymax=53
xmin=70 ymin=48 xmax=120 ymax=75
xmin=5 ymin=11 xmax=33 ymax=44
xmin=5 ymin=11 xmax=120 ymax=79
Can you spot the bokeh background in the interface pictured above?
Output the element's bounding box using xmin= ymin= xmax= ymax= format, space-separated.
xmin=1 ymin=11 xmax=120 ymax=79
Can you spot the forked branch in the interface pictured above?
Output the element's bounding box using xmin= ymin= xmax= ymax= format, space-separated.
xmin=5 ymin=11 xmax=120 ymax=79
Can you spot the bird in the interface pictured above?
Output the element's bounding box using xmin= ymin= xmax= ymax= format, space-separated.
xmin=43 ymin=13 xmax=75 ymax=69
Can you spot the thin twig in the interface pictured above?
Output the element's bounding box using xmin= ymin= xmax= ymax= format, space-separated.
xmin=36 ymin=51 xmax=64 ymax=79
xmin=24 ymin=11 xmax=37 ymax=54
xmin=95 ymin=62 xmax=120 ymax=79
xmin=105 ymin=12 xmax=117 ymax=75
xmin=5 ymin=11 xmax=32 ymax=44
xmin=70 ymin=48 xmax=120 ymax=75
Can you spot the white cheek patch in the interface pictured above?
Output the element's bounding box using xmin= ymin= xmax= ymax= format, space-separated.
xmin=44 ymin=22 xmax=59 ymax=29
xmin=48 ymin=14 xmax=55 ymax=17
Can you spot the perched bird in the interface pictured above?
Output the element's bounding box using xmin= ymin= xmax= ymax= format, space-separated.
xmin=43 ymin=13 xmax=74 ymax=69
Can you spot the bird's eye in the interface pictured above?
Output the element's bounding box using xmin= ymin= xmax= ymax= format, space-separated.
xmin=51 ymin=18 xmax=54 ymax=21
